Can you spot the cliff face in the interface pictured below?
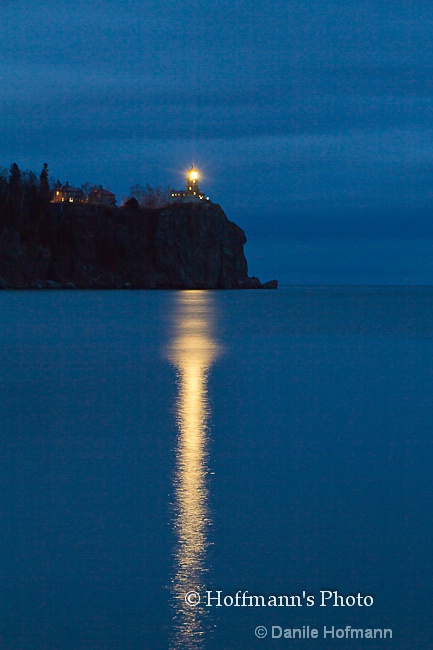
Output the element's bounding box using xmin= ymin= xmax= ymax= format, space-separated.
xmin=153 ymin=203 xmax=250 ymax=288
xmin=0 ymin=201 xmax=276 ymax=289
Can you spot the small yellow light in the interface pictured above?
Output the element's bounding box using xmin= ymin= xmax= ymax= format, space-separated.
xmin=189 ymin=170 xmax=198 ymax=181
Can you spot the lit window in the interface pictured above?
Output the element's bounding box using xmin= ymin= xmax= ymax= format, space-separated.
xmin=69 ymin=197 xmax=73 ymax=202
xmin=56 ymin=190 xmax=59 ymax=195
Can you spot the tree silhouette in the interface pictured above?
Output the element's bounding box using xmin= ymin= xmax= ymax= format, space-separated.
xmin=129 ymin=183 xmax=171 ymax=208
xmin=8 ymin=163 xmax=22 ymax=205
xmin=9 ymin=163 xmax=21 ymax=190
xmin=124 ymin=197 xmax=139 ymax=210
xmin=39 ymin=162 xmax=50 ymax=201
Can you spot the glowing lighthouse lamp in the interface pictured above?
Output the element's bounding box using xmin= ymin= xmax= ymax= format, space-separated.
xmin=170 ymin=166 xmax=210 ymax=204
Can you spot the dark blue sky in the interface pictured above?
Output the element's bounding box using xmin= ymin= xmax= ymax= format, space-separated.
xmin=2 ymin=0 xmax=433 ymax=283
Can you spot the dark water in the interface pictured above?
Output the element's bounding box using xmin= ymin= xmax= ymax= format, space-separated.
xmin=1 ymin=287 xmax=433 ymax=649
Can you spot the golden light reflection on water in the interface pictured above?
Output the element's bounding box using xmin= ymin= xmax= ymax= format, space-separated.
xmin=167 ymin=291 xmax=220 ymax=649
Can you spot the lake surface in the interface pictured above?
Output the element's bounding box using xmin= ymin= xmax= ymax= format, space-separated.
xmin=1 ymin=287 xmax=432 ymax=649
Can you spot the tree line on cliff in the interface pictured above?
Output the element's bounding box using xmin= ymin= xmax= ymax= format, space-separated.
xmin=0 ymin=162 xmax=171 ymax=216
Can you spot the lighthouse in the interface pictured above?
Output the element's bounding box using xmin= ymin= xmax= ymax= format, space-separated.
xmin=169 ymin=166 xmax=210 ymax=204
xmin=186 ymin=166 xmax=200 ymax=197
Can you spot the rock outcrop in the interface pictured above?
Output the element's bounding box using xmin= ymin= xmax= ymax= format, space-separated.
xmin=0 ymin=201 xmax=277 ymax=289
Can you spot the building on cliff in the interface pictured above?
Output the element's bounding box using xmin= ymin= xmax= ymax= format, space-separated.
xmin=52 ymin=183 xmax=84 ymax=203
xmin=169 ymin=166 xmax=210 ymax=204
xmin=52 ymin=183 xmax=116 ymax=205
xmin=87 ymin=186 xmax=116 ymax=206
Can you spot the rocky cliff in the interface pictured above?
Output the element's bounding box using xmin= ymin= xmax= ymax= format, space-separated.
xmin=0 ymin=201 xmax=277 ymax=289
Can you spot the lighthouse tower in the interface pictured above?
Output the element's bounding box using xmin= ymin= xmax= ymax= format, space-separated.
xmin=185 ymin=166 xmax=200 ymax=198
xmin=169 ymin=165 xmax=209 ymax=203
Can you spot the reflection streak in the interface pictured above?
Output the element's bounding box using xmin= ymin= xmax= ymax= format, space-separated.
xmin=168 ymin=292 xmax=220 ymax=649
